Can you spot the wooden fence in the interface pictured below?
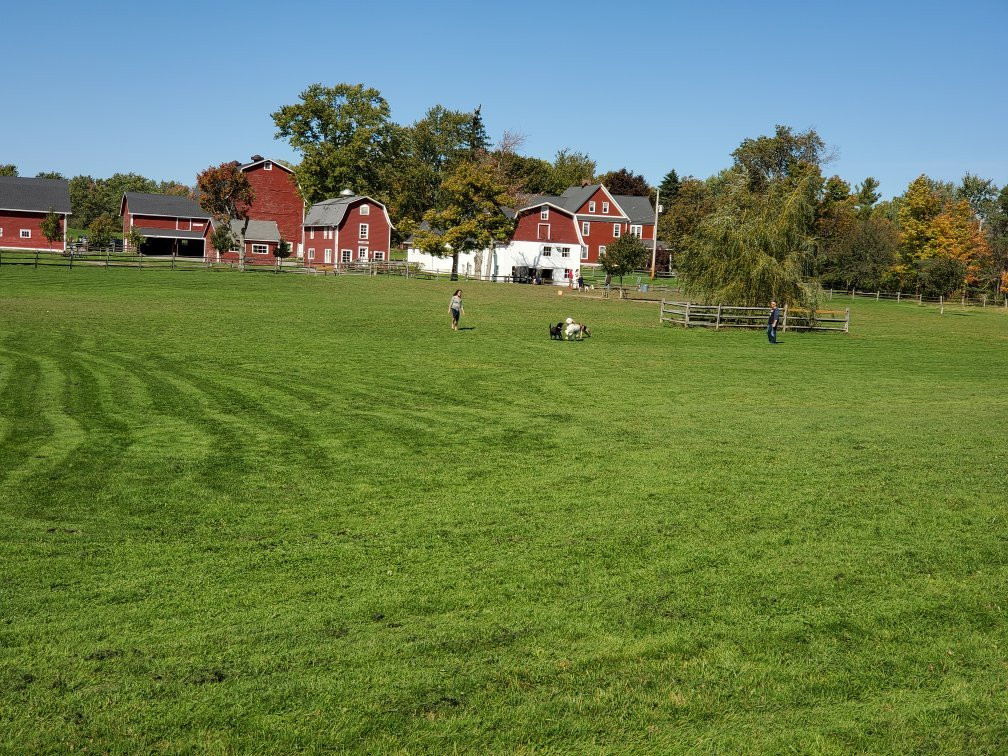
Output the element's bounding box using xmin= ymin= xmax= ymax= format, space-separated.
xmin=660 ymin=300 xmax=849 ymax=333
xmin=828 ymin=287 xmax=1008 ymax=308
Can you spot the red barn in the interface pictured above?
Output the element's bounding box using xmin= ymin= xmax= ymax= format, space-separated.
xmin=0 ymin=176 xmax=71 ymax=252
xmin=240 ymin=156 xmax=304 ymax=257
xmin=121 ymin=192 xmax=210 ymax=256
xmin=302 ymin=190 xmax=393 ymax=266
xmin=509 ymin=184 xmax=656 ymax=266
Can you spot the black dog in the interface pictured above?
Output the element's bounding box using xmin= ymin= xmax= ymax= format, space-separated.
xmin=549 ymin=321 xmax=564 ymax=340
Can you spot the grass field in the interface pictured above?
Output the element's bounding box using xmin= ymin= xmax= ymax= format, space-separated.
xmin=1 ymin=268 xmax=1007 ymax=752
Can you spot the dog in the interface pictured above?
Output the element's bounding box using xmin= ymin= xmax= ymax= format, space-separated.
xmin=549 ymin=321 xmax=564 ymax=340
xmin=565 ymin=322 xmax=591 ymax=341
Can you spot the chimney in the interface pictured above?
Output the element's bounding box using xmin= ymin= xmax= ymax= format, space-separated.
xmin=251 ymin=154 xmax=264 ymax=162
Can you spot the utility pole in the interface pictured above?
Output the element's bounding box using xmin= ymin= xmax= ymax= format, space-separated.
xmin=649 ymin=187 xmax=661 ymax=280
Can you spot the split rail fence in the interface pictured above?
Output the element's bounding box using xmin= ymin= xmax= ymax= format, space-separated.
xmin=660 ymin=300 xmax=849 ymax=333
xmin=827 ymin=288 xmax=1008 ymax=309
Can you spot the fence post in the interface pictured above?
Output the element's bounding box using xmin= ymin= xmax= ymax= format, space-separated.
xmin=940 ymin=295 xmax=944 ymax=314
xmin=659 ymin=298 xmax=664 ymax=323
xmin=983 ymin=294 xmax=987 ymax=308
xmin=919 ymin=293 xmax=922 ymax=304
xmin=35 ymin=249 xmax=39 ymax=269
xmin=961 ymin=293 xmax=966 ymax=307
xmin=69 ymin=251 xmax=73 ymax=270
xmin=684 ymin=301 xmax=691 ymax=328
xmin=897 ymin=291 xmax=901 ymax=302
xmin=139 ymin=252 xmax=143 ymax=270
xmin=715 ymin=303 xmax=722 ymax=330
xmin=828 ymin=288 xmax=833 ymax=301
xmin=876 ymin=290 xmax=880 ymax=301
xmin=172 ymin=251 xmax=176 ymax=271
xmin=851 ymin=288 xmax=854 ymax=300
xmin=844 ymin=308 xmax=849 ymax=333
xmin=782 ymin=304 xmax=788 ymax=333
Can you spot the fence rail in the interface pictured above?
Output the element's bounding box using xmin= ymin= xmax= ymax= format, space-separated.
xmin=660 ymin=300 xmax=849 ymax=333
xmin=828 ymin=287 xmax=1007 ymax=308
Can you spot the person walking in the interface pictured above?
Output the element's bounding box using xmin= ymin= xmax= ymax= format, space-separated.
xmin=449 ymin=289 xmax=464 ymax=331
xmin=767 ymin=300 xmax=780 ymax=343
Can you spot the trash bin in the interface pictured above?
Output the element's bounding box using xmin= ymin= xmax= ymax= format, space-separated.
xmin=640 ymin=284 xmax=649 ymax=293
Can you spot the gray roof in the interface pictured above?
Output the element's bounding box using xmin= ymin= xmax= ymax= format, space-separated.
xmin=0 ymin=176 xmax=71 ymax=213
xmin=125 ymin=192 xmax=210 ymax=219
xmin=305 ymin=194 xmax=392 ymax=228
xmin=230 ymin=218 xmax=280 ymax=243
xmin=136 ymin=227 xmax=205 ymax=240
xmin=614 ymin=195 xmax=655 ymax=225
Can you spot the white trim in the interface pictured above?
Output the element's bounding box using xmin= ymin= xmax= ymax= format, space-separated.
xmin=537 ymin=223 xmax=550 ymax=241
xmin=324 ymin=248 xmax=332 ymax=263
xmin=341 ymin=248 xmax=352 ymax=263
xmin=357 ymin=246 xmax=368 ymax=260
xmin=359 ymin=223 xmax=368 ymax=240
xmin=360 ymin=204 xmax=370 ymax=215
xmin=240 ymin=157 xmax=295 ymax=174
xmin=602 ymin=201 xmax=609 ymax=213
xmin=613 ymin=223 xmax=621 ymax=238
xmin=588 ymin=201 xmax=596 ymax=213
xmin=372 ymin=250 xmax=385 ymax=261
xmin=592 ymin=185 xmax=627 ymax=219
xmin=263 ymin=162 xmax=272 ymax=171
xmin=308 ymin=247 xmax=315 ymax=260
xmin=630 ymin=224 xmax=642 ymax=237
xmin=20 ymin=229 xmax=31 ymax=239
xmin=251 ymin=243 xmax=269 ymax=255
xmin=580 ymin=246 xmax=588 ymax=260
xmin=581 ymin=221 xmax=590 ymax=236
xmin=540 ymin=207 xmax=549 ymax=220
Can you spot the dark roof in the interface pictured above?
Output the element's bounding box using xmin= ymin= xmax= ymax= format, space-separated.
xmin=0 ymin=176 xmax=71 ymax=214
xmin=229 ymin=219 xmax=280 ymax=242
xmin=124 ymin=192 xmax=210 ymax=219
xmin=240 ymin=157 xmax=295 ymax=174
xmin=614 ymin=195 xmax=655 ymax=225
xmin=304 ymin=194 xmax=394 ymax=229
xmin=136 ymin=227 xmax=205 ymax=240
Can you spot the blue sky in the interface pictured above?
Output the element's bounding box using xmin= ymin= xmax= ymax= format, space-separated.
xmin=4 ymin=0 xmax=1005 ymax=199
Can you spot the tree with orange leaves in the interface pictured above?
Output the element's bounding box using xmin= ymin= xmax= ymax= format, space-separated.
xmin=197 ymin=162 xmax=255 ymax=269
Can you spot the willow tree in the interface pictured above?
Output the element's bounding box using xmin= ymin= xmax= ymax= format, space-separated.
xmin=678 ymin=168 xmax=821 ymax=308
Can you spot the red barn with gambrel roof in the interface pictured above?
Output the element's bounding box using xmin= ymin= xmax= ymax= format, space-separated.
xmin=302 ymin=190 xmax=393 ymax=267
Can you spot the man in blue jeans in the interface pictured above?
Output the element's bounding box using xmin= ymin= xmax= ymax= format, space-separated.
xmin=767 ymin=300 xmax=780 ymax=343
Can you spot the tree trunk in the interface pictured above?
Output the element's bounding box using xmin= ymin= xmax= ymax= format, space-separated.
xmin=237 ymin=217 xmax=248 ymax=272
xmin=450 ymin=251 xmax=459 ymax=281
xmin=474 ymin=250 xmax=483 ymax=280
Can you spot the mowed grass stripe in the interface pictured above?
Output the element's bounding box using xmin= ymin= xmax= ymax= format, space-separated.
xmin=0 ymin=267 xmax=1006 ymax=752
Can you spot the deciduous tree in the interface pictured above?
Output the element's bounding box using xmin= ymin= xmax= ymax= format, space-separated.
xmin=272 ymin=83 xmax=395 ymax=204
xmin=415 ymin=161 xmax=514 ymax=281
xmin=731 ymin=125 xmax=828 ymax=192
xmin=197 ymin=162 xmax=255 ymax=269
xmin=599 ymin=234 xmax=648 ymax=294
xmin=40 ymin=209 xmax=63 ymax=252
xmin=0 ymin=164 xmax=17 ymax=177
xmin=596 ymin=167 xmax=650 ymax=196
xmin=274 ymin=237 xmax=292 ymax=272
xmin=87 ymin=214 xmax=119 ymax=250
xmin=551 ymin=149 xmax=595 ymax=191
xmin=126 ymin=226 xmax=146 ymax=255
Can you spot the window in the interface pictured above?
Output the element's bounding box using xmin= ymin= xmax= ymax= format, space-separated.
xmin=310 ymin=228 xmax=315 ymax=239
xmin=602 ymin=201 xmax=609 ymax=213
xmin=21 ymin=229 xmax=31 ymax=239
xmin=561 ymin=247 xmax=570 ymax=258
xmin=588 ymin=201 xmax=596 ymax=213
xmin=542 ymin=246 xmax=552 ymax=257
xmin=613 ymin=223 xmax=621 ymax=238
xmin=264 ymin=162 xmax=272 ymax=171
xmin=540 ymin=207 xmax=549 ymax=220
xmin=599 ymin=245 xmax=606 ymax=257
xmin=582 ymin=221 xmax=590 ymax=236
xmin=324 ymin=249 xmax=332 ymax=263
xmin=297 ymin=244 xmax=304 ymax=259
xmin=359 ymin=223 xmax=368 ymax=239
xmin=580 ymin=246 xmax=589 ymax=260
xmin=251 ymin=243 xmax=268 ymax=255
xmin=630 ymin=224 xmax=642 ymax=237
xmin=360 ymin=205 xmax=370 ymax=216
xmin=358 ymin=247 xmax=368 ymax=260
xmin=341 ymin=249 xmax=352 ymax=263
xmin=373 ymin=251 xmax=385 ymax=261
xmin=308 ymin=248 xmax=315 ymax=260
xmin=193 ymin=222 xmax=203 ymax=229
xmin=0 ymin=227 xmax=3 ymax=237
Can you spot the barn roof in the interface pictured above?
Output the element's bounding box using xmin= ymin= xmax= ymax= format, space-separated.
xmin=230 ymin=219 xmax=280 ymax=243
xmin=124 ymin=192 xmax=210 ymax=219
xmin=521 ymin=186 xmax=653 ymax=224
xmin=613 ymin=195 xmax=655 ymax=225
xmin=304 ymin=194 xmax=394 ymax=229
xmin=0 ymin=176 xmax=71 ymax=214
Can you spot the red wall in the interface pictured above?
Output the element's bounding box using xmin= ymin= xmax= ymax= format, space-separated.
xmin=512 ymin=206 xmax=580 ymax=244
xmin=243 ymin=163 xmax=303 ymax=250
xmin=575 ymin=187 xmax=625 ymax=218
xmin=337 ymin=200 xmax=391 ymax=258
xmin=0 ymin=210 xmax=66 ymax=251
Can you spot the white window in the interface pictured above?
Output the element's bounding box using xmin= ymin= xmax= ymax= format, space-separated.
xmin=613 ymin=224 xmax=621 ymax=238
xmin=358 ymin=247 xmax=368 ymax=260
xmin=582 ymin=221 xmax=590 ymax=236
xmin=373 ymin=251 xmax=385 ymax=261
xmin=193 ymin=223 xmax=203 ymax=229
xmin=360 ymin=205 xmax=370 ymax=216
xmin=359 ymin=223 xmax=368 ymax=239
xmin=540 ymin=207 xmax=549 ymax=220
xmin=630 ymin=224 xmax=642 ymax=237
xmin=0 ymin=227 xmax=3 ymax=237
xmin=297 ymin=243 xmax=304 ymax=259
xmin=599 ymin=245 xmax=607 ymax=257
xmin=588 ymin=201 xmax=596 ymax=213
xmin=310 ymin=228 xmax=315 ymax=239
xmin=20 ymin=229 xmax=31 ymax=239
xmin=252 ymin=243 xmax=268 ymax=255
xmin=580 ymin=246 xmax=589 ymax=260
xmin=264 ymin=162 xmax=272 ymax=171
xmin=308 ymin=248 xmax=315 ymax=260
xmin=561 ymin=248 xmax=570 ymax=258
xmin=341 ymin=249 xmax=351 ymax=263
xmin=324 ymin=249 xmax=332 ymax=263
xmin=602 ymin=201 xmax=609 ymax=213
xmin=542 ymin=246 xmax=552 ymax=257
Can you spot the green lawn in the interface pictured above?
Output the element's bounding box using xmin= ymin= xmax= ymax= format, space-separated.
xmin=1 ymin=268 xmax=1006 ymax=752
